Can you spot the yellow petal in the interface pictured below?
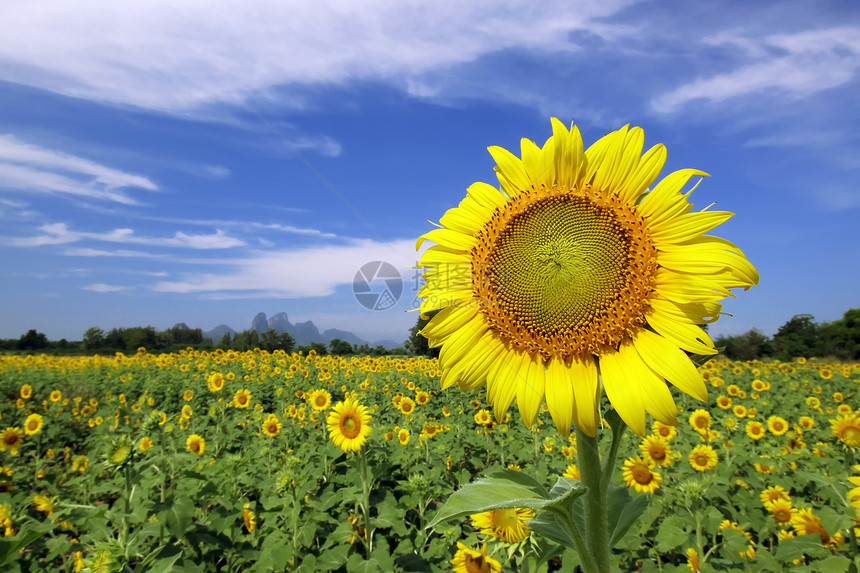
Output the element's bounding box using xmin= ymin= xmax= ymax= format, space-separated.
xmin=647 ymin=299 xmax=717 ymax=355
xmin=619 ymin=143 xmax=667 ymax=204
xmin=416 ymin=227 xmax=476 ymax=251
xmin=438 ymin=315 xmax=487 ymax=371
xmin=632 ymin=328 xmax=708 ymax=402
xmin=551 ymin=118 xmax=586 ymax=191
xmin=569 ymin=354 xmax=599 ymax=437
xmin=545 ymin=356 xmax=575 ymax=436
xmin=516 ymin=352 xmax=545 ymax=428
xmin=600 ymin=345 xmax=646 ymax=436
xmin=638 ymin=169 xmax=708 ymax=223
xmin=650 ymin=211 xmax=734 ymax=244
xmin=420 ymin=304 xmax=478 ymax=347
xmin=587 ymin=126 xmax=627 ymax=191
xmin=488 ymin=145 xmax=530 ymax=196
xmin=489 ymin=348 xmax=523 ymax=422
xmin=466 ymin=181 xmax=507 ymax=210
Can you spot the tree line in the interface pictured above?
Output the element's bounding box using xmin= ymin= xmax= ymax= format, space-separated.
xmin=0 ymin=325 xmax=406 ymax=356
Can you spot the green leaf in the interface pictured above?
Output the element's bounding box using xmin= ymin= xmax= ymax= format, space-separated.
xmin=426 ymin=470 xmax=551 ymax=529
xmin=791 ymin=555 xmax=852 ymax=573
xmin=161 ymin=495 xmax=196 ymax=539
xmin=607 ymin=485 xmax=650 ymax=548
xmin=528 ymin=512 xmax=577 ymax=550
xmin=0 ymin=524 xmax=52 ymax=567
xmin=773 ymin=534 xmax=830 ymax=561
xmin=315 ymin=544 xmax=349 ymax=571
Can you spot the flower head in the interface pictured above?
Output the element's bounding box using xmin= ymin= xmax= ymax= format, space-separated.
xmin=23 ymin=414 xmax=43 ymax=436
xmin=450 ymin=542 xmax=502 ymax=573
xmin=622 ymin=455 xmax=662 ymax=494
xmin=0 ymin=428 xmax=23 ymax=456
xmin=326 ymin=397 xmax=372 ymax=453
xmin=689 ymin=444 xmax=718 ymax=472
xmin=417 ymin=119 xmax=756 ymax=436
xmin=186 ymin=434 xmax=205 ymax=456
xmin=470 ymin=507 xmax=534 ymax=543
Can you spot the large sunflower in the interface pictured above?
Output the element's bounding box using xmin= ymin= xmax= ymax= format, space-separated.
xmin=417 ymin=119 xmax=757 ymax=436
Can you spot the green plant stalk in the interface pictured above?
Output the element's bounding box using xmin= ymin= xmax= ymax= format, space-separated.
xmin=356 ymin=448 xmax=374 ymax=556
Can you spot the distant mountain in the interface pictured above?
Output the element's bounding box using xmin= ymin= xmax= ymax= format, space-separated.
xmin=202 ymin=311 xmax=403 ymax=349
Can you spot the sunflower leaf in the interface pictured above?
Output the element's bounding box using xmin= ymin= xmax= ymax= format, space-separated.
xmin=425 ymin=470 xmax=550 ymax=529
xmin=607 ymin=485 xmax=650 ymax=548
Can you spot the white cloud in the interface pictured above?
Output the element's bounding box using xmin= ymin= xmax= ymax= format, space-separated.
xmin=7 ymin=222 xmax=245 ymax=249
xmin=84 ymin=283 xmax=128 ymax=292
xmin=0 ymin=134 xmax=157 ymax=204
xmin=252 ymin=223 xmax=338 ymax=239
xmin=153 ymin=238 xmax=418 ymax=298
xmin=0 ymin=0 xmax=632 ymax=113
xmin=653 ymin=27 xmax=860 ymax=113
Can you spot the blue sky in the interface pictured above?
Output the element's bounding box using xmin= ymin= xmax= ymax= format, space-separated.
xmin=1 ymin=0 xmax=859 ymax=345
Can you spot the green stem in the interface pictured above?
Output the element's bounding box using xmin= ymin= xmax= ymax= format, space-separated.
xmin=546 ymin=506 xmax=598 ymax=573
xmin=576 ymin=424 xmax=616 ymax=573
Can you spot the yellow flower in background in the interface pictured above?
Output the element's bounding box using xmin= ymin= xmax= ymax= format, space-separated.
xmin=0 ymin=428 xmax=23 ymax=456
xmin=831 ymin=414 xmax=860 ymax=448
xmin=474 ymin=409 xmax=493 ymax=427
xmin=622 ymin=455 xmax=662 ymax=494
xmin=261 ymin=414 xmax=282 ymax=438
xmin=768 ymin=416 xmax=789 ymax=436
xmin=760 ymin=485 xmax=792 ymax=508
xmin=309 ymin=389 xmax=332 ymax=412
xmin=0 ymin=505 xmax=15 ymax=537
xmin=640 ymin=434 xmax=674 ymax=467
xmin=139 ymin=437 xmax=153 ymax=451
xmin=242 ymin=503 xmax=256 ymax=533
xmin=233 ymin=389 xmax=252 ymax=409
xmin=769 ymin=499 xmax=797 ymax=524
xmin=685 ymin=547 xmax=701 ymax=572
xmin=327 ymin=397 xmax=372 ymax=453
xmin=23 ymin=414 xmax=43 ymax=436
xmin=688 ymin=409 xmax=712 ymax=433
xmin=652 ymin=421 xmax=678 ymax=441
xmin=415 ymin=391 xmax=430 ymax=406
xmin=183 ymin=389 xmax=194 ymax=401
xmin=471 ymin=507 xmax=534 ymax=543
xmin=689 ymin=445 xmax=718 ymax=472
xmin=49 ymin=390 xmax=62 ymax=403
xmin=186 ymin=434 xmax=205 ymax=456
xmin=397 ymin=397 xmax=416 ymax=415
xmin=563 ymin=464 xmax=581 ymax=480
xmin=19 ymin=385 xmax=32 ymax=400
xmin=397 ymin=428 xmax=410 ymax=446
xmin=450 ymin=542 xmax=502 ymax=573
xmin=746 ymin=421 xmax=766 ymax=441
xmin=207 ymin=372 xmax=224 ymax=393
xmin=416 ymin=118 xmax=757 ymax=436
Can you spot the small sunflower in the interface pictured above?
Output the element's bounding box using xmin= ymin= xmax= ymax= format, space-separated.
xmin=715 ymin=395 xmax=732 ymax=410
xmin=471 ymin=507 xmax=534 ymax=543
xmin=416 ymin=118 xmax=757 ymax=437
xmin=49 ymin=390 xmax=62 ymax=403
xmin=791 ymin=508 xmax=832 ymax=545
xmin=798 ymin=416 xmax=815 ymax=430
xmin=688 ymin=409 xmax=712 ymax=433
xmin=746 ymin=420 xmax=766 ymax=441
xmin=19 ymin=385 xmax=32 ymax=400
xmin=23 ymin=414 xmax=43 ymax=436
xmin=640 ymin=434 xmax=674 ymax=467
xmin=398 ymin=397 xmax=416 ymax=415
xmin=186 ymin=434 xmax=205 ymax=456
xmin=397 ymin=428 xmax=410 ymax=446
xmin=760 ymin=485 xmax=791 ymax=508
xmin=207 ymin=372 xmax=224 ymax=393
xmin=242 ymin=503 xmax=257 ymax=533
xmin=767 ymin=415 xmax=789 ymax=436
xmin=732 ymin=405 xmax=747 ymax=418
xmin=415 ymin=391 xmax=430 ymax=406
xmin=309 ymin=389 xmax=332 ymax=412
xmin=769 ymin=499 xmax=797 ymax=524
xmin=450 ymin=542 xmax=502 ymax=573
xmin=0 ymin=428 xmax=23 ymax=456
xmin=139 ymin=436 xmax=154 ymax=451
xmin=652 ymin=421 xmax=678 ymax=440
xmin=686 ymin=547 xmax=701 ymax=572
xmin=622 ymin=455 xmax=662 ymax=494
xmin=474 ymin=409 xmax=493 ymax=427
xmin=327 ymin=397 xmax=372 ymax=453
xmin=232 ymin=389 xmax=252 ymax=409
xmin=689 ymin=444 xmax=718 ymax=472
xmin=262 ymin=414 xmax=282 ymax=438
xmin=830 ymin=414 xmax=860 ymax=448
xmin=33 ymin=494 xmax=55 ymax=516
xmin=183 ymin=389 xmax=194 ymax=401
xmin=563 ymin=463 xmax=581 ymax=480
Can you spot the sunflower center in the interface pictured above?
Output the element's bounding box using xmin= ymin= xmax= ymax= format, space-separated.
xmin=473 ymin=184 xmax=656 ymax=358
xmin=340 ymin=415 xmax=361 ymax=439
xmin=632 ymin=466 xmax=653 ymax=485
xmin=649 ymin=446 xmax=666 ymax=461
xmin=694 ymin=454 xmax=708 ymax=466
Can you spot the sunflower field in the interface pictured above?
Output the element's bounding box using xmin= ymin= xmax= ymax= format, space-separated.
xmin=0 ymin=350 xmax=858 ymax=572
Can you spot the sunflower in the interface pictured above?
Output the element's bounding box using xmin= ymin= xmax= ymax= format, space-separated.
xmin=207 ymin=372 xmax=224 ymax=393
xmin=640 ymin=434 xmax=674 ymax=467
xmin=0 ymin=428 xmax=23 ymax=456
xmin=732 ymin=405 xmax=747 ymax=418
xmin=139 ymin=436 xmax=153 ymax=451
xmin=769 ymin=499 xmax=797 ymax=524
xmin=327 ymin=398 xmax=372 ymax=453
xmin=33 ymin=494 xmax=55 ymax=516
xmin=233 ymin=389 xmax=252 ymax=409
xmin=622 ymin=455 xmax=662 ymax=494
xmin=262 ymin=414 xmax=283 ymax=438
xmin=798 ymin=416 xmax=815 ymax=430
xmin=181 ymin=404 xmax=193 ymax=419
xmin=563 ymin=464 xmax=581 ymax=480
xmin=49 ymin=390 xmax=62 ymax=403
xmin=760 ymin=485 xmax=791 ymax=508
xmin=450 ymin=542 xmax=502 ymax=573
xmin=767 ymin=416 xmax=789 ymax=436
xmin=397 ymin=428 xmax=410 ymax=446
xmin=415 ymin=391 xmax=430 ymax=406
xmin=471 ymin=507 xmax=534 ymax=543
xmin=820 ymin=368 xmax=833 ymax=380
xmin=688 ymin=409 xmax=712 ymax=433
xmin=23 ymin=414 xmax=43 ymax=436
xmin=19 ymin=385 xmax=32 ymax=400
xmin=242 ymin=503 xmax=257 ymax=533
xmin=652 ymin=421 xmax=678 ymax=440
xmin=715 ymin=395 xmax=732 ymax=410
xmin=186 ymin=434 xmax=205 ymax=456
xmin=398 ymin=397 xmax=416 ymax=415
xmin=474 ymin=409 xmax=493 ymax=427
xmin=751 ymin=379 xmax=766 ymax=392
xmin=689 ymin=445 xmax=718 ymax=472
xmin=719 ymin=520 xmax=756 ymax=559
xmin=830 ymin=414 xmax=860 ymax=448
xmin=416 ymin=119 xmax=757 ymax=436
xmin=791 ymin=508 xmax=832 ymax=545
xmin=685 ymin=548 xmax=701 ymax=572
xmin=746 ymin=421 xmax=766 ymax=441
xmin=309 ymin=389 xmax=332 ymax=412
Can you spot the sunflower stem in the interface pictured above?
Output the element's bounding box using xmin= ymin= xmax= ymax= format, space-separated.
xmin=576 ymin=425 xmax=611 ymax=573
xmin=546 ymin=505 xmax=598 ymax=573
